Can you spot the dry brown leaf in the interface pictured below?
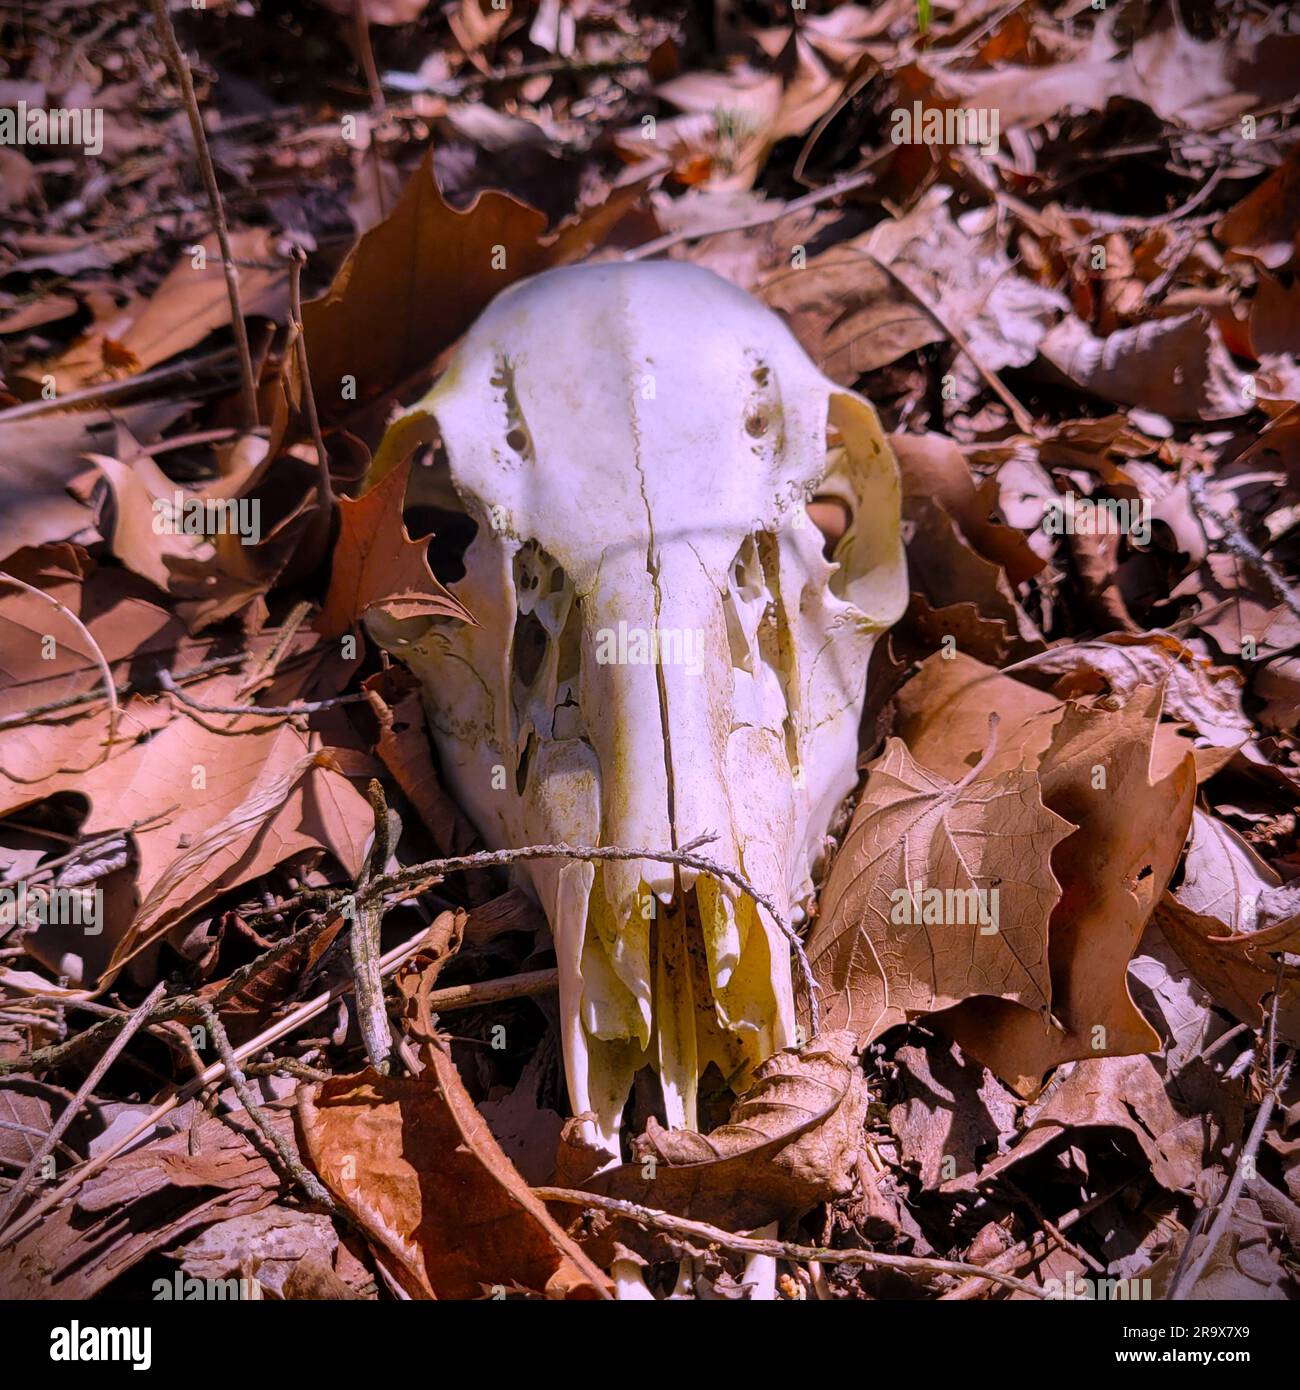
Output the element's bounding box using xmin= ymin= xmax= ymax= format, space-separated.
xmin=1040 ymin=312 xmax=1250 ymax=422
xmin=318 ymin=458 xmax=471 ymax=638
xmin=971 ymin=1054 xmax=1205 ymax=1195
xmin=1156 ymin=809 xmax=1300 ymax=1047
xmin=297 ymin=1049 xmax=611 ymax=1300
xmin=806 ymin=737 xmax=1072 ymax=1043
xmin=0 ymin=547 xmax=184 ymax=800
xmin=0 ymin=1106 xmax=287 ymax=1299
xmin=1026 ymin=633 xmax=1251 ymax=779
xmin=300 ymin=153 xmax=640 ymax=427
xmin=45 ymin=229 xmax=285 ymax=392
xmin=562 ymin=1031 xmax=867 ymax=1254
xmin=1215 ymin=146 xmax=1300 ymax=272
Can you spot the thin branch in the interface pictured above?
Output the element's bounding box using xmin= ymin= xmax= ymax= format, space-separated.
xmin=856 ymin=247 xmax=1038 ymax=435
xmin=534 ymin=1188 xmax=1047 ymax=1298
xmin=193 ymin=1000 xmax=342 ymax=1216
xmin=147 ymin=0 xmax=259 ymax=430
xmin=625 ymin=166 xmax=882 ymax=263
xmin=157 ymin=668 xmax=369 ymax=717
xmin=0 ymin=807 xmax=177 ymax=892
xmin=287 ymin=247 xmax=335 ymax=514
xmin=257 ymin=833 xmax=822 ymax=1034
xmin=0 ymin=921 xmax=435 ymax=1248
xmin=0 ymin=575 xmax=120 ymax=766
xmin=0 ymin=982 xmax=165 ymax=1235
xmin=350 ymin=780 xmax=393 ymax=1073
xmin=0 ymin=649 xmax=256 ymax=729
xmin=1186 ymin=469 xmax=1300 ymax=628
xmin=1167 ymin=1049 xmax=1293 ymax=1300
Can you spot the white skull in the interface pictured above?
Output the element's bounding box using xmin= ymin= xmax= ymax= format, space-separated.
xmin=369 ymin=262 xmax=905 ymax=1148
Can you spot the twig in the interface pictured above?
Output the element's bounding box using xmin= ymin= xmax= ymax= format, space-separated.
xmin=385 ymin=55 xmax=644 ymax=98
xmin=157 ymin=668 xmax=369 ymax=717
xmin=533 ymin=1188 xmax=1047 ymax=1298
xmin=350 ymin=780 xmax=393 ymax=1073
xmin=194 ymin=1001 xmax=341 ymax=1215
xmin=1167 ymin=1049 xmax=1293 ymax=1300
xmin=0 ymin=575 xmax=120 ymax=766
xmin=0 ymin=921 xmax=435 ymax=1248
xmin=148 ymin=0 xmax=259 ymax=430
xmin=266 ymin=834 xmax=821 ymax=1034
xmin=0 ymin=649 xmax=256 ymax=729
xmin=0 ymin=981 xmax=164 ymax=1236
xmin=1186 ymin=469 xmax=1300 ymax=628
xmin=856 ymin=247 xmax=1038 ymax=434
xmin=0 ymin=347 xmax=240 ymax=424
xmin=0 ymin=807 xmax=177 ymax=892
xmin=287 ymin=248 xmax=335 ymax=514
xmin=416 ymin=967 xmax=558 ymax=1013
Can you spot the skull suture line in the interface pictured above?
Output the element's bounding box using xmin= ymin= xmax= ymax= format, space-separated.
xmin=369 ymin=262 xmax=906 ymax=1153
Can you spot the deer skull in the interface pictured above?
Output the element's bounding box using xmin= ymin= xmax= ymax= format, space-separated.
xmin=368 ymin=262 xmax=905 ymax=1152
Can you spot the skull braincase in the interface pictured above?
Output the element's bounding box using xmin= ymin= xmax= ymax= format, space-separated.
xmin=370 ymin=262 xmax=906 ymax=1146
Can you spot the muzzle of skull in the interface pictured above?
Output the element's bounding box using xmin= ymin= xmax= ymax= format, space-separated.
xmin=368 ymin=263 xmax=906 ymax=1153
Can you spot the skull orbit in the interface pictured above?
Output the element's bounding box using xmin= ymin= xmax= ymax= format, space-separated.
xmin=369 ymin=262 xmax=906 ymax=1148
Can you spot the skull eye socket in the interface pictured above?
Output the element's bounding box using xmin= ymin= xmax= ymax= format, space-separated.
xmin=808 ymin=496 xmax=851 ymax=560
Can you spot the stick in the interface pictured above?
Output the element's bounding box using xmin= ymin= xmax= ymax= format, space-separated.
xmin=256 ymin=834 xmax=822 ymax=1034
xmin=147 ymin=0 xmax=259 ymax=431
xmin=533 ymin=1188 xmax=1047 ymax=1298
xmin=624 ymin=167 xmax=882 ymax=262
xmin=195 ymin=1000 xmax=341 ymax=1216
xmin=0 ymin=982 xmax=165 ymax=1234
xmin=157 ymin=668 xmax=369 ymax=716
xmin=0 ymin=922 xmax=436 ymax=1248
xmin=287 ymin=247 xmax=335 ymax=513
xmin=350 ymin=780 xmax=393 ymax=1072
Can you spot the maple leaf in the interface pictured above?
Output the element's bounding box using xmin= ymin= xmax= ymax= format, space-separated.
xmin=806 ymin=731 xmax=1073 ymax=1044
xmin=317 ymin=458 xmax=472 ymax=637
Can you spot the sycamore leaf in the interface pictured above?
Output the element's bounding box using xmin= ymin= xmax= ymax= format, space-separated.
xmin=806 ymin=736 xmax=1073 ymax=1044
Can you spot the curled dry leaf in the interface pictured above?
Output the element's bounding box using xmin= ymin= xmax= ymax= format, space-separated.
xmin=1040 ymin=312 xmax=1250 ymax=423
xmin=558 ymin=1031 xmax=867 ymax=1258
xmin=1023 ymin=632 xmax=1251 ymax=780
xmin=1155 ymin=809 xmax=1300 ymax=1047
xmin=805 ymin=736 xmax=1073 ymax=1043
xmin=296 ymin=1047 xmax=611 ymax=1300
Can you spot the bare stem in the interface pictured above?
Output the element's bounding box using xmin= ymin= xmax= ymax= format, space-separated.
xmin=148 ymin=0 xmax=259 ymax=431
